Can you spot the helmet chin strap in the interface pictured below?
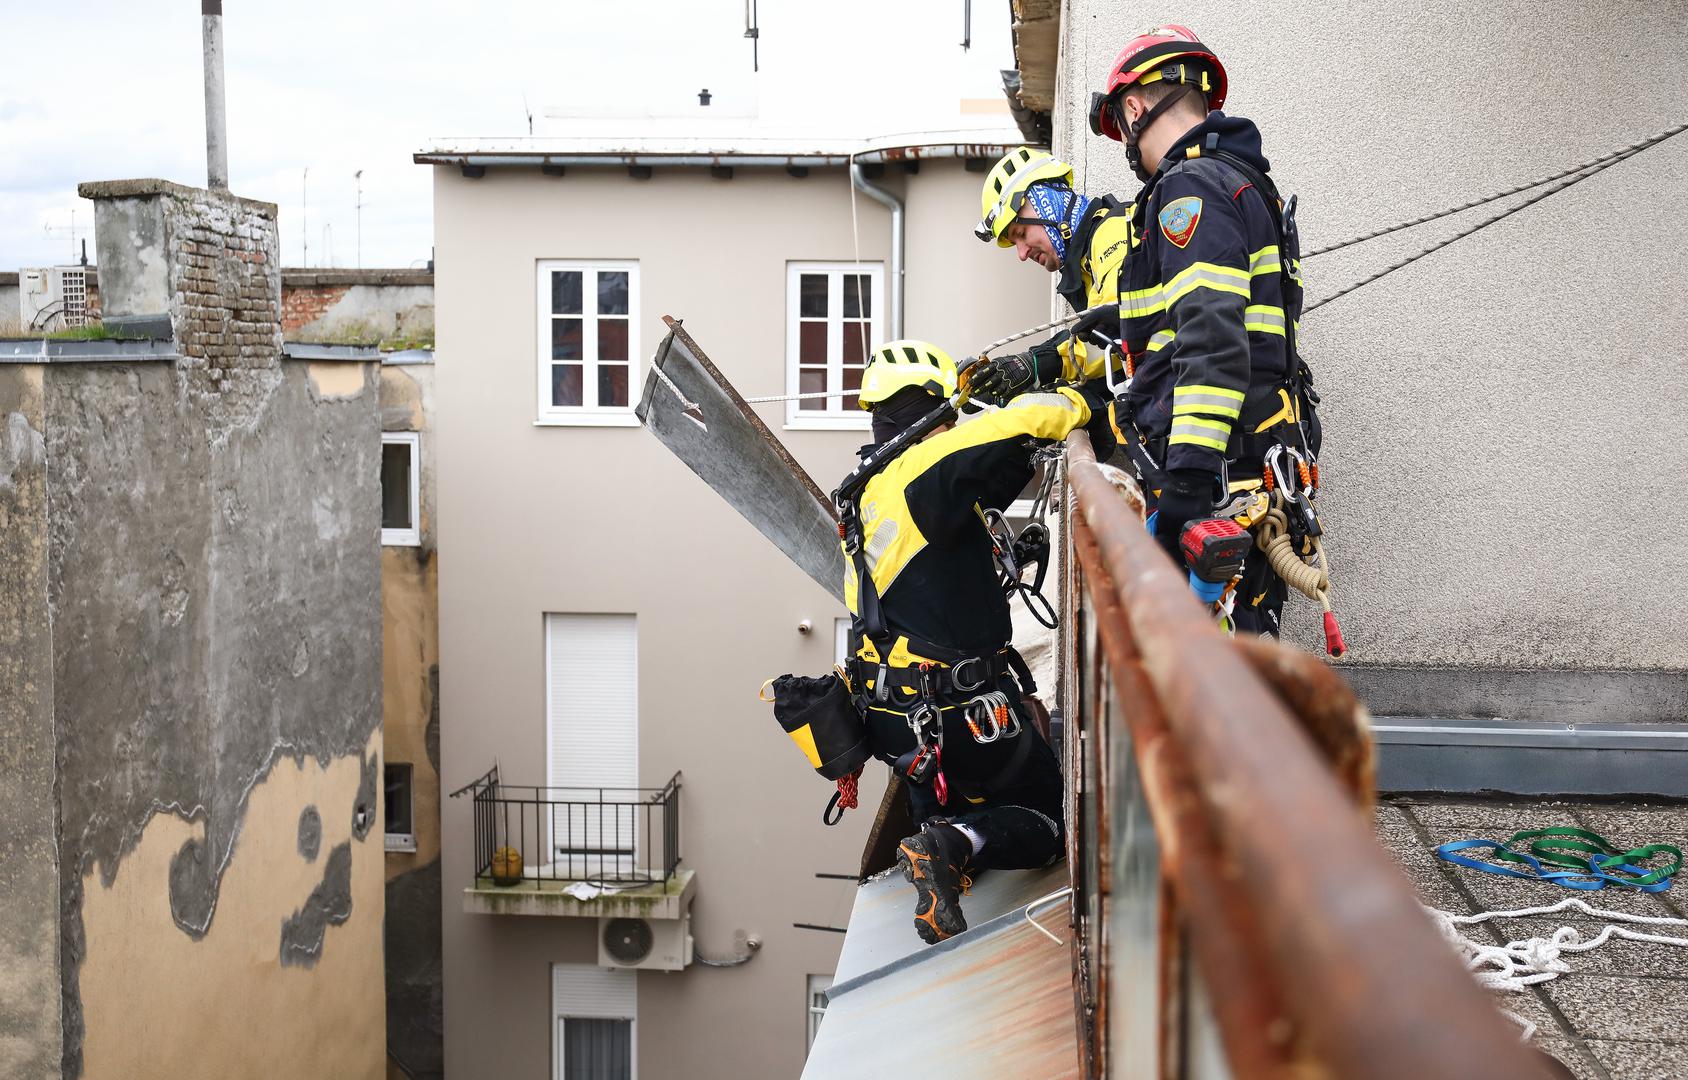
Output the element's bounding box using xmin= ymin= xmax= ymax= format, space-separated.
xmin=1123 ymin=84 xmax=1198 ymax=182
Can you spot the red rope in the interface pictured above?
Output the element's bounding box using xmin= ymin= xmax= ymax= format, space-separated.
xmin=836 ymin=769 xmax=861 ymax=811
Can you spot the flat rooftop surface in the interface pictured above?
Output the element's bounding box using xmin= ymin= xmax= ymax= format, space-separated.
xmin=1379 ymin=795 xmax=1688 ymax=1079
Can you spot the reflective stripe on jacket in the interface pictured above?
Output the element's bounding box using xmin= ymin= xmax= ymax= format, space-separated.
xmin=1116 ymin=113 xmax=1303 ymax=474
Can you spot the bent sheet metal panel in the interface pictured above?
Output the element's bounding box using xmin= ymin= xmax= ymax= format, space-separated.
xmin=806 ymin=864 xmax=1077 ymax=1079
xmin=635 ymin=318 xmax=845 ymax=601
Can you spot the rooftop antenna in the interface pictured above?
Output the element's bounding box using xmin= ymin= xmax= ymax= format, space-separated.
xmin=354 ymin=169 xmax=363 ymax=269
xmin=302 ymin=166 xmax=309 ymax=267
xmin=743 ymin=0 xmax=759 ymax=72
xmin=202 ymin=0 xmax=229 ymax=189
xmin=522 ymin=89 xmax=534 ymax=136
xmin=43 ymin=209 xmax=89 ymax=263
xmin=961 ymin=0 xmax=972 ymax=50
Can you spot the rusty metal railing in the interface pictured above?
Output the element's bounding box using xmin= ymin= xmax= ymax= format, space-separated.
xmin=1058 ymin=430 xmax=1547 ymax=1079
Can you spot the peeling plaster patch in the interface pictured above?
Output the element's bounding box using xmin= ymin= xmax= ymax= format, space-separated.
xmin=158 ymin=550 xmax=189 ymax=627
xmin=307 ymin=362 xmax=367 ymax=400
xmin=76 ymin=737 xmax=384 ymax=1078
xmin=298 ymin=806 xmax=322 ymax=862
xmin=0 ymin=411 xmax=46 ymax=497
xmin=166 ymin=833 xmax=216 ymax=939
xmin=351 ymin=752 xmax=378 ymax=841
xmin=278 ymin=842 xmax=352 ymax=968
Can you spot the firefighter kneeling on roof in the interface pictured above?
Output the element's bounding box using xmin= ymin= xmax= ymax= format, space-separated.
xmin=1093 ymin=25 xmax=1326 ymax=638
xmin=777 ymin=339 xmax=1114 ymax=945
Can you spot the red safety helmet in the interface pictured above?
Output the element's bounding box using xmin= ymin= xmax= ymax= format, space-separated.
xmin=1089 ymin=25 xmax=1227 ymax=142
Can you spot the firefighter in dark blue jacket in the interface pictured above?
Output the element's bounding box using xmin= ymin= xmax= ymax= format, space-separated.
xmin=1089 ymin=25 xmax=1322 ymax=636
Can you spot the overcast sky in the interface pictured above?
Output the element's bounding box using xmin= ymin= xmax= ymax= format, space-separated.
xmin=1 ymin=1 xmax=1018 ymax=271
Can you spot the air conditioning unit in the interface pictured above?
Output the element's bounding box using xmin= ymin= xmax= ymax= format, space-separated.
xmin=20 ymin=267 xmax=89 ymax=332
xmin=598 ymin=914 xmax=693 ymax=972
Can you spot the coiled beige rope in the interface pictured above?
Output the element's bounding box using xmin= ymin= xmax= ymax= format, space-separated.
xmin=1254 ymin=493 xmax=1332 ymax=611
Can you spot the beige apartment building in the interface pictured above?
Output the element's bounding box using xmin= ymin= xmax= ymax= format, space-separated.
xmin=417 ymin=132 xmax=1048 ymax=1078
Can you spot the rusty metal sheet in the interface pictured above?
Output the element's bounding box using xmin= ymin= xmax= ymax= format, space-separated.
xmin=1063 ymin=430 xmax=1550 ymax=1080
xmin=806 ymin=871 xmax=1079 ymax=1080
xmin=636 ymin=317 xmax=844 ymax=601
xmin=830 ymin=862 xmax=1069 ymax=989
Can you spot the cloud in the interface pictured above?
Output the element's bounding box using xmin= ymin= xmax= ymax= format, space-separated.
xmin=1 ymin=0 xmax=1016 ymax=270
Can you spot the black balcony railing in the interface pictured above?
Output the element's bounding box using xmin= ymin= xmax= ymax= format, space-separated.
xmin=449 ymin=765 xmax=682 ymax=889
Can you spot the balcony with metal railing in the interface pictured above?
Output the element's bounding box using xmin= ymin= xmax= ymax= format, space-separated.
xmin=448 ymin=765 xmax=692 ymax=918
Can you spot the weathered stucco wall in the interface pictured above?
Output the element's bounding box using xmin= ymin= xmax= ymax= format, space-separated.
xmin=1052 ymin=2 xmax=1688 ymax=683
xmin=285 ymin=274 xmax=434 ymax=346
xmin=380 ymin=361 xmax=443 ymax=1080
xmin=25 ymin=179 xmax=388 ymax=1078
xmin=78 ymin=732 xmax=384 ymax=1080
xmin=0 ymin=363 xmax=61 ymax=1080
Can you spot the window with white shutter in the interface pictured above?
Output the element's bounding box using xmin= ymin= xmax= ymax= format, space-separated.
xmin=552 ymin=963 xmax=636 ymax=1080
xmin=545 ymin=614 xmax=638 ymax=878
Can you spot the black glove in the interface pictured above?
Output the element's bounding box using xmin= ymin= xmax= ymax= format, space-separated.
xmin=968 ymin=343 xmax=1065 ymax=406
xmin=1151 ymin=468 xmax=1219 ymax=562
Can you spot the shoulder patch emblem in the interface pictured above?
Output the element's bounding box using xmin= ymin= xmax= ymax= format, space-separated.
xmin=1158 ymin=196 xmax=1202 ymax=249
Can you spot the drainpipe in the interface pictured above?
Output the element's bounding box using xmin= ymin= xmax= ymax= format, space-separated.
xmin=850 ymin=163 xmax=903 ymax=340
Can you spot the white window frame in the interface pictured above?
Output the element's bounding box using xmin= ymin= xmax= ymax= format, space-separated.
xmin=535 ymin=259 xmax=641 ymax=427
xmin=806 ymin=973 xmax=834 ymax=1055
xmin=380 ymin=432 xmax=421 ymax=546
xmin=784 ymin=262 xmax=882 ymax=431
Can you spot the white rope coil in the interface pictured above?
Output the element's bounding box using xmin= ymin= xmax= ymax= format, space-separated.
xmin=1428 ymin=897 xmax=1688 ymax=993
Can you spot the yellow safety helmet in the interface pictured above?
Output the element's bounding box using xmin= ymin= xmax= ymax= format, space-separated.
xmin=858 ymin=340 xmax=958 ymax=410
xmin=975 ymin=146 xmax=1075 ymax=247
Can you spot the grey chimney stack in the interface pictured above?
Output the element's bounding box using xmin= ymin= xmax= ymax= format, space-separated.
xmin=202 ymin=0 xmax=228 ymax=190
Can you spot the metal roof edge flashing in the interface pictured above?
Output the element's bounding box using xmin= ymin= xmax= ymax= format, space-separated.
xmin=282 ymin=342 xmax=383 ymax=362
xmin=0 ymin=338 xmax=180 ymax=363
xmin=823 ymin=901 xmax=1040 ymax=1003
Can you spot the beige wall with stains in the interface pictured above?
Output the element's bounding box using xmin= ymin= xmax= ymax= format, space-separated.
xmin=77 ymin=733 xmax=385 ymax=1080
xmin=381 ymin=363 xmax=441 ymax=878
xmin=432 ymin=158 xmax=1050 ymax=1079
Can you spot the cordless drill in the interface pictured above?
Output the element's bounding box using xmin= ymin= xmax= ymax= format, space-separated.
xmin=1180 ymin=517 xmax=1252 ymax=585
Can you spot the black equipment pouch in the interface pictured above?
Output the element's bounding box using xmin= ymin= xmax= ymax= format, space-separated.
xmin=768 ymin=672 xmax=871 ymax=781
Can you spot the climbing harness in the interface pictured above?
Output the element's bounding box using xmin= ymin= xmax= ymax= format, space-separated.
xmin=1435 ymin=827 xmax=1683 ymax=892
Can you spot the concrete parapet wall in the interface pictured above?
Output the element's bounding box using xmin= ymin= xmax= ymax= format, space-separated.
xmin=0 ymin=178 xmax=388 ymax=1078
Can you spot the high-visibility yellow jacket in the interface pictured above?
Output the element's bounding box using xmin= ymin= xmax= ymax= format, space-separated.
xmin=841 ymin=387 xmax=1095 ymax=657
xmin=1052 ymin=194 xmax=1134 ymax=380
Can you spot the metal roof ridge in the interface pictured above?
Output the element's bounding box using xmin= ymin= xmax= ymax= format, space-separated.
xmin=823 ymin=900 xmax=1036 ymax=1002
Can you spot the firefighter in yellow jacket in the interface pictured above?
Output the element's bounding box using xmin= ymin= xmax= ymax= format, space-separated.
xmin=839 ymin=339 xmax=1114 ymax=943
xmin=975 ymin=147 xmax=1133 ymax=385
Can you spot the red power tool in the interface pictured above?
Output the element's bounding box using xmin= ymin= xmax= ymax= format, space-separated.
xmin=1180 ymin=517 xmax=1252 ymax=584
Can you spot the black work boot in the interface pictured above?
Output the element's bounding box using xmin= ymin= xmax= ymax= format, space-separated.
xmin=896 ymin=823 xmax=974 ymax=944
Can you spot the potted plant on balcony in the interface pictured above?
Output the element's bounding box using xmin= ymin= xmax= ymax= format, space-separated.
xmin=491 ymin=845 xmax=524 ymax=886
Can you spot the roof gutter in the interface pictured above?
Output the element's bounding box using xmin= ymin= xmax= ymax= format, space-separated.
xmin=850 ymin=163 xmax=904 ymax=341
xmin=411 ymin=143 xmax=1015 ymax=171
